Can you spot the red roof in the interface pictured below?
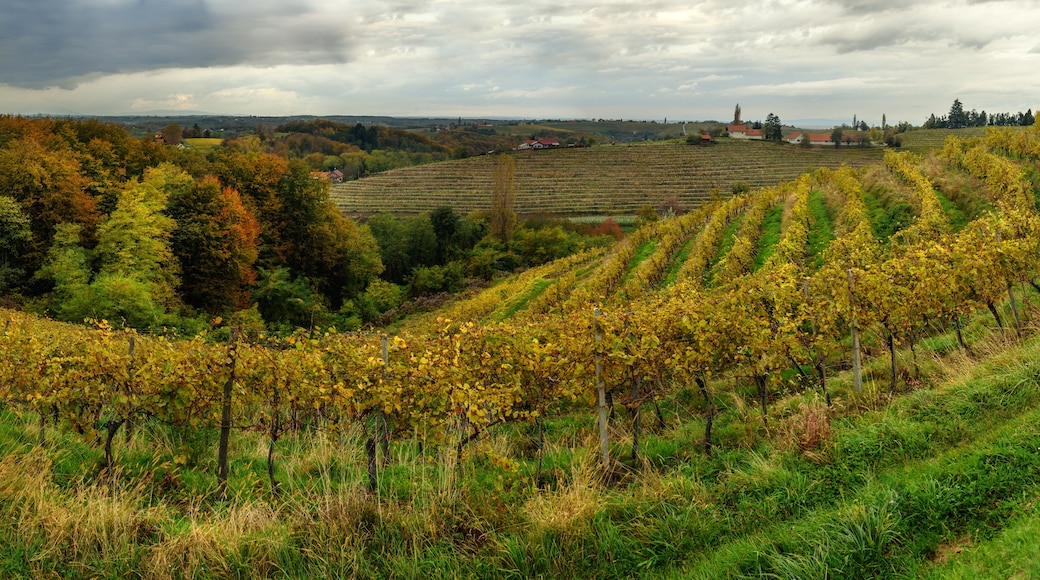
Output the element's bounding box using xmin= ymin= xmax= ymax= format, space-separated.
xmin=727 ymin=124 xmax=747 ymax=133
xmin=745 ymin=129 xmax=763 ymax=137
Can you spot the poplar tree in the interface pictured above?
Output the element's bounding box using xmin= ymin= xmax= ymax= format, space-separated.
xmin=490 ymin=154 xmax=517 ymax=243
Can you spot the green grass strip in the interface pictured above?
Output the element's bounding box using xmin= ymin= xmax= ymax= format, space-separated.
xmin=933 ymin=189 xmax=969 ymax=231
xmin=493 ymin=278 xmax=553 ymax=321
xmin=671 ymin=402 xmax=1040 ymax=579
xmin=705 ymin=216 xmax=743 ymax=286
xmin=752 ymin=204 xmax=784 ymax=271
xmin=806 ymin=188 xmax=835 ymax=267
xmin=920 ymin=494 xmax=1040 ymax=579
xmin=660 ymin=237 xmax=697 ymax=289
xmin=618 ymin=239 xmax=657 ymax=288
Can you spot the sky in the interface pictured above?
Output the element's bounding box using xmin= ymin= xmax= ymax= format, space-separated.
xmin=1 ymin=0 xmax=1039 ymax=126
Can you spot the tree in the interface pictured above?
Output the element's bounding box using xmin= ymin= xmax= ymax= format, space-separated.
xmin=882 ymin=113 xmax=887 ymax=130
xmin=366 ymin=214 xmax=411 ymax=283
xmin=489 ymin=154 xmax=517 ymax=243
xmin=0 ymin=196 xmax=31 ymax=291
xmin=948 ymin=99 xmax=967 ymax=129
xmin=37 ymin=223 xmax=92 ymax=321
xmin=831 ymin=128 xmax=844 ymax=148
xmin=91 ymin=166 xmax=182 ymax=322
xmin=733 ymin=103 xmax=742 ymax=124
xmin=0 ymin=134 xmax=99 ymax=267
xmin=430 ymin=206 xmax=461 ymax=262
xmin=273 ymin=160 xmax=382 ymax=308
xmin=168 ymin=174 xmax=260 ymax=312
xmin=763 ymin=113 xmax=783 ymax=141
xmin=162 ymin=124 xmax=184 ymax=146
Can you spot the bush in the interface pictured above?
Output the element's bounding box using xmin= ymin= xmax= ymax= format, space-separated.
xmin=409 ymin=262 xmax=466 ymax=296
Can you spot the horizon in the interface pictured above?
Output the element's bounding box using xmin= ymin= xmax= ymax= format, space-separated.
xmin=2 ymin=1 xmax=1039 ymax=126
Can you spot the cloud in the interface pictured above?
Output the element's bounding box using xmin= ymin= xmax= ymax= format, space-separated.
xmin=0 ymin=0 xmax=352 ymax=89
xmin=0 ymin=0 xmax=1039 ymax=122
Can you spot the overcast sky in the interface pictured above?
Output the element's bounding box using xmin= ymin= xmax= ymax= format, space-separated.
xmin=1 ymin=0 xmax=1038 ymax=125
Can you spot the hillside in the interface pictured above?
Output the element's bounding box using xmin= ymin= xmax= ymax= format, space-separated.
xmin=330 ymin=139 xmax=884 ymax=217
xmin=4 ymin=126 xmax=1040 ymax=577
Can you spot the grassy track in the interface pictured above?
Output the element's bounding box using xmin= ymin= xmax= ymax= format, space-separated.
xmin=752 ymin=204 xmax=784 ymax=271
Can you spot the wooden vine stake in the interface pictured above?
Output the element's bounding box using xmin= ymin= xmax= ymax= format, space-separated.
xmin=217 ymin=326 xmax=239 ymax=499
xmin=380 ymin=335 xmax=391 ymax=467
xmin=996 ymin=231 xmax=1023 ymax=338
xmin=847 ymin=269 xmax=863 ymax=394
xmin=594 ymin=308 xmax=609 ymax=468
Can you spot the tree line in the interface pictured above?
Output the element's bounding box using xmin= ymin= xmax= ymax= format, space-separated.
xmin=924 ymin=98 xmax=1035 ymax=129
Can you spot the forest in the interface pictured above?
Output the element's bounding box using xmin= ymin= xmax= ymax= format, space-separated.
xmin=0 ymin=116 xmax=614 ymax=333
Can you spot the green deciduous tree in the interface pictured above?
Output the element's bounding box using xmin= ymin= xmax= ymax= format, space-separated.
xmin=273 ymin=160 xmax=383 ymax=308
xmin=0 ymin=196 xmax=32 ymax=291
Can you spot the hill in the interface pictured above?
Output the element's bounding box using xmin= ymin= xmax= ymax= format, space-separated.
xmin=4 ymin=126 xmax=1040 ymax=577
xmin=330 ymin=139 xmax=884 ymax=217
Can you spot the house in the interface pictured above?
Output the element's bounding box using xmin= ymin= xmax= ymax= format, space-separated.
xmin=809 ymin=133 xmax=835 ymax=146
xmin=700 ymin=134 xmax=714 ymax=145
xmin=516 ymin=139 xmax=561 ymax=150
xmin=727 ymin=124 xmax=763 ymax=140
xmin=310 ymin=169 xmax=345 ymax=183
xmin=786 ymin=132 xmax=803 ymax=144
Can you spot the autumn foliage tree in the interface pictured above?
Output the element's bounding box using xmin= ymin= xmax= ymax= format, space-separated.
xmin=0 ymin=127 xmax=99 ymax=268
xmin=168 ymin=175 xmax=260 ymax=312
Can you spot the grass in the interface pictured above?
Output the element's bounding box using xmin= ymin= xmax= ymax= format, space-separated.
xmin=618 ymin=239 xmax=658 ymax=288
xmin=806 ymin=188 xmax=835 ymax=266
xmin=660 ymin=236 xmax=696 ymax=288
xmin=705 ymin=215 xmax=743 ymax=285
xmin=494 ymin=277 xmax=553 ymax=321
xmin=752 ymin=204 xmax=784 ymax=271
xmin=934 ymin=189 xmax=970 ymax=230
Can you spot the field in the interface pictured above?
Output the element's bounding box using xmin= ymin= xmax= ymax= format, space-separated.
xmin=4 ymin=126 xmax=1040 ymax=577
xmin=330 ymin=139 xmax=884 ymax=217
xmin=183 ymin=137 xmax=224 ymax=153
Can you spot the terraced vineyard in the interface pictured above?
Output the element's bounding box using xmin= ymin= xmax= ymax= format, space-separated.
xmin=331 ymin=139 xmax=883 ymax=217
xmin=899 ymin=127 xmax=991 ymax=153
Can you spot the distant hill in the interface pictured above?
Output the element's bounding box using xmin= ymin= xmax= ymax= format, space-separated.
xmin=330 ymin=139 xmax=884 ymax=217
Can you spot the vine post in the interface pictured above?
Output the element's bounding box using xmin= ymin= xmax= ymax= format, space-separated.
xmin=217 ymin=326 xmax=239 ymax=499
xmin=124 ymin=336 xmax=135 ymax=445
xmin=847 ymin=269 xmax=863 ymax=394
xmin=380 ymin=334 xmax=391 ymax=467
xmin=996 ymin=231 xmax=1023 ymax=337
xmin=594 ymin=308 xmax=609 ymax=467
